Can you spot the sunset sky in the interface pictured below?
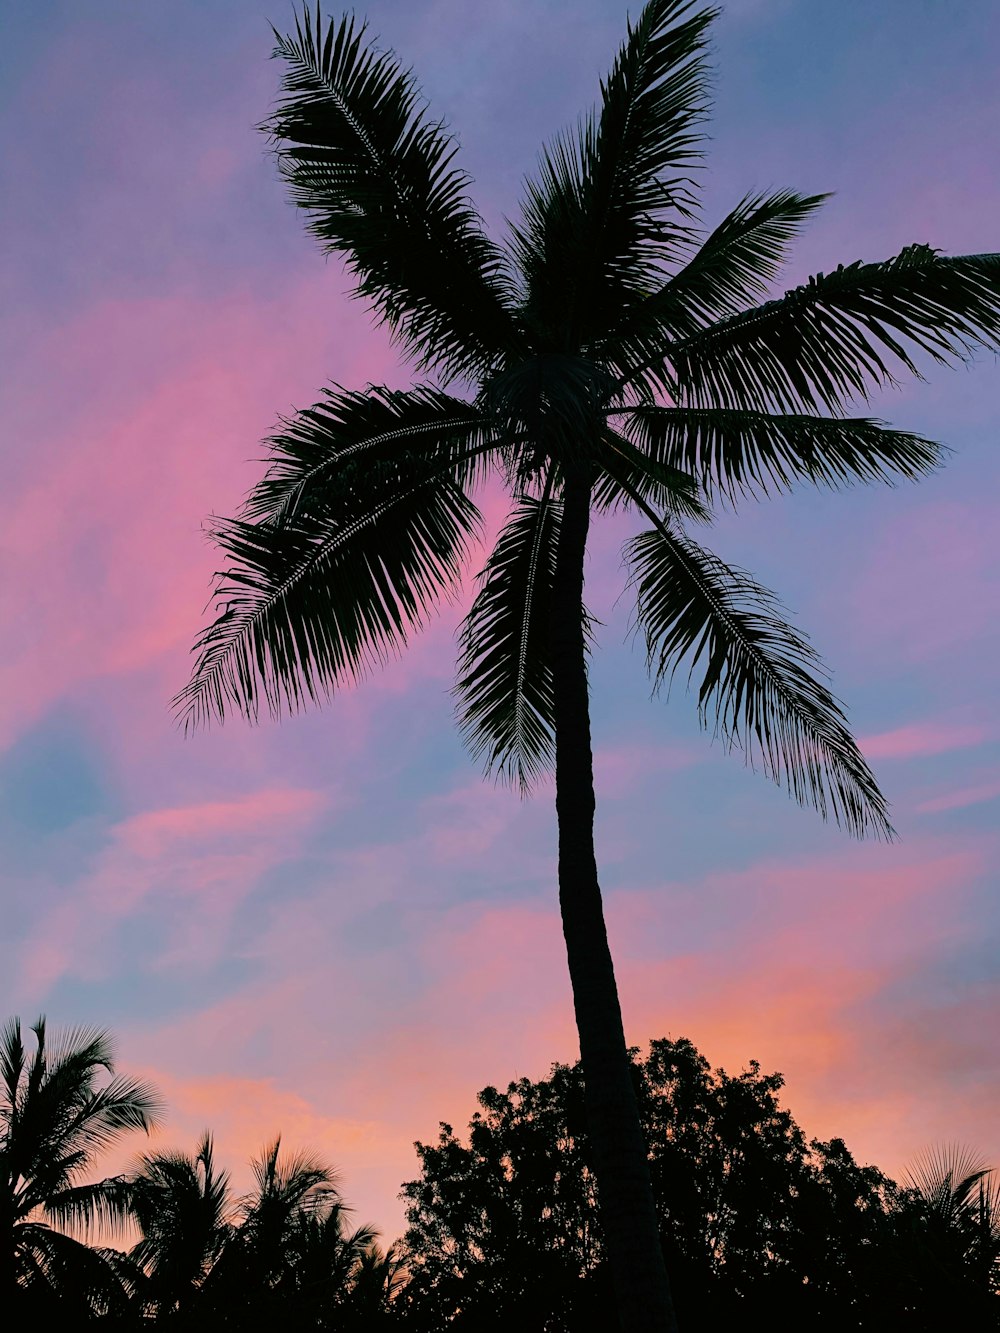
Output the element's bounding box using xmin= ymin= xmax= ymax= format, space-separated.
xmin=2 ymin=0 xmax=999 ymax=1243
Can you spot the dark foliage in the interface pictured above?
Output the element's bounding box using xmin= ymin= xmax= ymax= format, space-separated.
xmin=398 ymin=1039 xmax=1000 ymax=1331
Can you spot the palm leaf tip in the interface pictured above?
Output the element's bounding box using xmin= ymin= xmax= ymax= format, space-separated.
xmin=262 ymin=4 xmax=518 ymax=380
xmin=627 ymin=523 xmax=894 ymax=839
xmin=672 ymin=245 xmax=1000 ymax=414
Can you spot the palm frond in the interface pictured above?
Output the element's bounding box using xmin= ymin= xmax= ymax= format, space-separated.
xmin=266 ymin=6 xmax=520 ymax=379
xmin=510 ymin=0 xmax=717 ymax=345
xmin=15 ymin=1222 xmax=134 ymax=1316
xmin=603 ymin=190 xmax=827 ymax=389
xmin=246 ymin=1137 xmax=337 ymax=1218
xmin=243 ymin=383 xmax=488 ymax=523
xmin=175 ymin=443 xmax=488 ymax=729
xmin=44 ymin=1024 xmax=114 ymax=1074
xmin=593 ymin=425 xmax=709 ymax=517
xmin=129 ymin=1135 xmax=233 ymax=1288
xmin=627 ymin=522 xmax=892 ymax=837
xmin=663 ymin=190 xmax=830 ymax=326
xmin=906 ymin=1145 xmax=996 ymax=1226
xmin=1 ymin=1016 xmax=26 ymax=1127
xmin=616 ymin=404 xmax=943 ymax=501
xmin=587 ymin=0 xmax=718 ymax=272
xmin=45 ymin=1176 xmax=137 ymax=1238
xmin=455 ymin=486 xmax=564 ymax=790
xmin=668 ymin=246 xmax=1000 ymax=412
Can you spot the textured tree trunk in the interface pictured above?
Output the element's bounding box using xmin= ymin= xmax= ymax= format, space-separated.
xmin=551 ymin=467 xmax=679 ymax=1333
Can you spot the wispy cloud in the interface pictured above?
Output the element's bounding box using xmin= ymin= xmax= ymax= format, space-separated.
xmin=860 ymin=720 xmax=992 ymax=761
xmin=15 ymin=788 xmax=327 ymax=996
xmin=916 ymin=779 xmax=1000 ymax=815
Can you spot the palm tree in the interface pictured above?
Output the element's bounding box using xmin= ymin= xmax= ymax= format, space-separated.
xmin=174 ymin=3 xmax=1000 ymax=1326
xmin=903 ymin=1145 xmax=1000 ymax=1310
xmin=129 ymin=1131 xmax=233 ymax=1321
xmin=0 ymin=1015 xmax=159 ymax=1318
xmin=131 ymin=1134 xmax=379 ymax=1327
xmin=339 ymin=1241 xmax=406 ymax=1329
xmin=223 ymin=1137 xmax=379 ymax=1325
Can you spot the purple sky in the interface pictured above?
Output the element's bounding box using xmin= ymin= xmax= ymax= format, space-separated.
xmin=2 ymin=0 xmax=999 ymax=1242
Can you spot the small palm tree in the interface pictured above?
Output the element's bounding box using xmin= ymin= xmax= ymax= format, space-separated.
xmin=0 ymin=1015 xmax=159 ymax=1316
xmin=174 ymin=3 xmax=1000 ymax=1326
xmin=129 ymin=1131 xmax=233 ymax=1319
xmin=131 ymin=1134 xmax=380 ymax=1327
xmin=340 ymin=1241 xmax=406 ymax=1328
xmin=233 ymin=1138 xmax=381 ymax=1325
xmin=905 ymin=1145 xmax=1000 ymax=1297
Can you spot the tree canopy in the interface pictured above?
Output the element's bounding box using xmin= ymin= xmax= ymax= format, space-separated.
xmin=399 ymin=1039 xmax=1000 ymax=1331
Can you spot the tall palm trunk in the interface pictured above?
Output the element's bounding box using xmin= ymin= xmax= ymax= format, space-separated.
xmin=551 ymin=467 xmax=679 ymax=1333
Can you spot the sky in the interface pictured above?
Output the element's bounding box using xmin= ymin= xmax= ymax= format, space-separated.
xmin=1 ymin=0 xmax=999 ymax=1244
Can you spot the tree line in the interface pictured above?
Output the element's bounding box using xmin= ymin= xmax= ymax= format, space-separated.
xmin=4 ymin=1016 xmax=998 ymax=1329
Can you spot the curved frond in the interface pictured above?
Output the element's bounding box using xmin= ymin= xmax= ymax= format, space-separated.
xmin=266 ymin=7 xmax=520 ymax=379
xmin=67 ymin=1075 xmax=162 ymax=1148
xmin=627 ymin=522 xmax=893 ymax=837
xmin=669 ymin=246 xmax=1000 ymax=412
xmin=455 ymin=487 xmax=564 ymax=789
xmin=511 ymin=0 xmax=717 ymax=345
xmin=45 ymin=1175 xmax=137 ymax=1239
xmin=243 ymin=383 xmax=487 ymax=524
xmin=593 ymin=425 xmax=709 ymax=518
xmin=175 ymin=442 xmax=487 ymax=730
xmin=603 ymin=190 xmax=827 ymax=388
xmin=15 ymin=1222 xmax=135 ymax=1317
xmin=660 ymin=190 xmax=830 ymax=327
xmin=617 ymin=404 xmax=943 ymax=501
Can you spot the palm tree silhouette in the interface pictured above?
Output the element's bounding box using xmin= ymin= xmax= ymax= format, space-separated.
xmin=904 ymin=1145 xmax=1000 ymax=1309
xmin=0 ymin=1016 xmax=159 ymax=1317
xmin=129 ymin=1131 xmax=233 ymax=1319
xmin=174 ymin=3 xmax=1000 ymax=1326
xmin=130 ymin=1133 xmax=380 ymax=1326
xmin=225 ymin=1137 xmax=379 ymax=1324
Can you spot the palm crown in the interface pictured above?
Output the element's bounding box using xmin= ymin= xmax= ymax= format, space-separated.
xmin=1 ymin=1017 xmax=159 ymax=1307
xmin=174 ymin=0 xmax=1000 ymax=840
xmin=129 ymin=1133 xmax=380 ymax=1323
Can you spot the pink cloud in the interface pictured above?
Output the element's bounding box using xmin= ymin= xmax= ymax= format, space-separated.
xmin=115 ymin=889 xmax=579 ymax=1242
xmin=592 ymin=741 xmax=699 ymax=799
xmin=96 ymin=1066 xmax=404 ymax=1240
xmin=114 ymin=831 xmax=995 ymax=1242
xmin=606 ymin=839 xmax=994 ymax=1178
xmin=916 ymin=778 xmax=1000 ymax=815
xmin=0 ymin=276 xmax=397 ymax=755
xmin=859 ymin=720 xmax=992 ymax=761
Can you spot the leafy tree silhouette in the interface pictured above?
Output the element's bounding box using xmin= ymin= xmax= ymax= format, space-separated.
xmin=398 ymin=1040 xmax=1000 ymax=1331
xmin=174 ymin=3 xmax=1000 ymax=1325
